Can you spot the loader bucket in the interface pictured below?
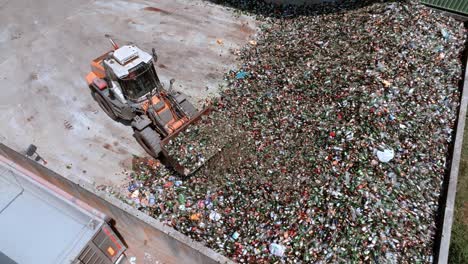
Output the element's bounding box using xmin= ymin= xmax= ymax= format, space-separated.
xmin=160 ymin=107 xmax=214 ymax=176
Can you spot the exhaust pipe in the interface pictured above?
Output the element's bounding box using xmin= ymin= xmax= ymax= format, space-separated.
xmin=108 ymin=38 xmax=119 ymax=50
xmin=152 ymin=48 xmax=158 ymax=63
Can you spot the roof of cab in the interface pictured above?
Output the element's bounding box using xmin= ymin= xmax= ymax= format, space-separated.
xmin=104 ymin=45 xmax=153 ymax=79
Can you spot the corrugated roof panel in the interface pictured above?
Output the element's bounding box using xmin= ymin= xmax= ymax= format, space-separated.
xmin=421 ymin=0 xmax=468 ymax=15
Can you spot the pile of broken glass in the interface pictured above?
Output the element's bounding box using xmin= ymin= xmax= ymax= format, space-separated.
xmin=121 ymin=1 xmax=466 ymax=262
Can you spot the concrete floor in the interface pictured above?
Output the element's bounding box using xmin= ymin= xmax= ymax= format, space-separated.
xmin=0 ymin=0 xmax=256 ymax=186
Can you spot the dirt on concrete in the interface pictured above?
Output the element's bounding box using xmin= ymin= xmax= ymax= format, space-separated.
xmin=0 ymin=0 xmax=257 ymax=186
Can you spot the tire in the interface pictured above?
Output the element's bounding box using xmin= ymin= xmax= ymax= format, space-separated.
xmin=134 ymin=127 xmax=162 ymax=158
xmin=92 ymin=91 xmax=118 ymax=120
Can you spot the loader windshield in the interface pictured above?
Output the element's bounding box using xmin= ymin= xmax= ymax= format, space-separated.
xmin=119 ymin=62 xmax=159 ymax=101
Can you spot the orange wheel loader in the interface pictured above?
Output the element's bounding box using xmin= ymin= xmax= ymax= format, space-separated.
xmin=85 ymin=39 xmax=210 ymax=176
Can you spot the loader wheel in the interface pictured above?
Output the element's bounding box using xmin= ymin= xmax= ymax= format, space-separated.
xmin=134 ymin=127 xmax=162 ymax=158
xmin=93 ymin=92 xmax=118 ymax=120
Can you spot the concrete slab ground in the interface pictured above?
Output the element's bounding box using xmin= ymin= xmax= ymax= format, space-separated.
xmin=0 ymin=0 xmax=257 ymax=186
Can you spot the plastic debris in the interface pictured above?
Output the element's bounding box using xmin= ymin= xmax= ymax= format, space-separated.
xmin=269 ymin=243 xmax=285 ymax=257
xmin=376 ymin=148 xmax=395 ymax=163
xmin=148 ymin=194 xmax=156 ymax=206
xmin=232 ymin=231 xmax=240 ymax=240
xmin=209 ymin=211 xmax=221 ymax=222
xmin=235 ymin=71 xmax=248 ymax=79
xmin=190 ymin=213 xmax=202 ymax=221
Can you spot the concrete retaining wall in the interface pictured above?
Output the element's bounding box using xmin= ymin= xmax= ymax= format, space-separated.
xmin=437 ymin=59 xmax=468 ymax=263
xmin=0 ymin=144 xmax=232 ymax=264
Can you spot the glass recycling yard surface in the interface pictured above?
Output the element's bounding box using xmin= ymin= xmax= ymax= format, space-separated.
xmin=103 ymin=1 xmax=467 ymax=263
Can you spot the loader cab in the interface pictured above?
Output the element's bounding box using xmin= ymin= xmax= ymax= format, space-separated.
xmin=103 ymin=45 xmax=162 ymax=103
xmin=118 ymin=62 xmax=160 ymax=101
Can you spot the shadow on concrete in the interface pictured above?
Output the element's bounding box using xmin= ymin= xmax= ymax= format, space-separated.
xmin=205 ymin=0 xmax=401 ymax=18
